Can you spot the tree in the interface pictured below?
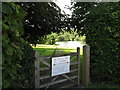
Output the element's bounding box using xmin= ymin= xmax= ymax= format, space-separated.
xmin=71 ymin=2 xmax=120 ymax=84
xmin=17 ymin=2 xmax=66 ymax=44
xmin=2 ymin=2 xmax=35 ymax=88
xmin=44 ymin=29 xmax=86 ymax=44
xmin=70 ymin=2 xmax=95 ymax=34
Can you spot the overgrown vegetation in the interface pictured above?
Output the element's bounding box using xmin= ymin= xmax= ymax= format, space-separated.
xmin=44 ymin=29 xmax=86 ymax=45
xmin=2 ymin=3 xmax=35 ymax=88
xmin=71 ymin=2 xmax=120 ymax=84
xmin=2 ymin=1 xmax=120 ymax=88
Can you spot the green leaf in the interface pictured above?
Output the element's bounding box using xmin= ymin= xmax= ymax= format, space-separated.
xmin=16 ymin=63 xmax=22 ymax=68
xmin=6 ymin=45 xmax=13 ymax=56
xmin=2 ymin=24 xmax=10 ymax=30
xmin=9 ymin=17 xmax=17 ymax=25
xmin=16 ymin=23 xmax=24 ymax=34
xmin=2 ymin=33 xmax=10 ymax=46
xmin=2 ymin=3 xmax=13 ymax=14
xmin=107 ymin=26 xmax=111 ymax=30
xmin=9 ymin=73 xmax=17 ymax=80
xmin=16 ymin=8 xmax=26 ymax=20
xmin=11 ymin=68 xmax=17 ymax=75
xmin=3 ymin=80 xmax=10 ymax=88
xmin=10 ymin=24 xmax=17 ymax=31
xmin=5 ymin=55 xmax=12 ymax=65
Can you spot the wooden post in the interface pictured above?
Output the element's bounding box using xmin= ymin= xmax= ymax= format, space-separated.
xmin=82 ymin=45 xmax=90 ymax=87
xmin=77 ymin=47 xmax=80 ymax=86
xmin=35 ymin=51 xmax=40 ymax=88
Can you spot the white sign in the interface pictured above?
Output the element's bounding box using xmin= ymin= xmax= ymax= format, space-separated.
xmin=51 ymin=56 xmax=70 ymax=76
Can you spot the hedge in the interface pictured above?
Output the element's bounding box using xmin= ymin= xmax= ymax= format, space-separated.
xmin=2 ymin=2 xmax=35 ymax=88
xmin=84 ymin=3 xmax=120 ymax=84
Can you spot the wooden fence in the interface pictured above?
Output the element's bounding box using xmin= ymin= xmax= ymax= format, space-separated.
xmin=35 ymin=45 xmax=90 ymax=89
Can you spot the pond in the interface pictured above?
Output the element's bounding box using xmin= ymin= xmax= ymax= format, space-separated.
xmin=55 ymin=41 xmax=85 ymax=48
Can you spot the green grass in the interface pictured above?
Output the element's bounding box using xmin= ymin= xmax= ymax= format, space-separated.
xmin=33 ymin=44 xmax=83 ymax=78
xmin=33 ymin=44 xmax=83 ymax=56
xmin=33 ymin=44 xmax=120 ymax=88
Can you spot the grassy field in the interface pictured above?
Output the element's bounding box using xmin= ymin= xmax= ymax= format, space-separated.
xmin=32 ymin=44 xmax=83 ymax=56
xmin=32 ymin=44 xmax=84 ymax=78
xmin=32 ymin=44 xmax=120 ymax=88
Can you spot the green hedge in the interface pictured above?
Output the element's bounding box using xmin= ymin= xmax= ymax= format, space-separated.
xmin=84 ymin=3 xmax=120 ymax=84
xmin=18 ymin=43 xmax=35 ymax=88
xmin=2 ymin=3 xmax=35 ymax=88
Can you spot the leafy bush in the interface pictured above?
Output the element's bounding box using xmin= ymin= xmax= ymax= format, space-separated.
xmin=84 ymin=3 xmax=120 ymax=84
xmin=18 ymin=43 xmax=35 ymax=88
xmin=2 ymin=3 xmax=35 ymax=88
xmin=72 ymin=2 xmax=120 ymax=84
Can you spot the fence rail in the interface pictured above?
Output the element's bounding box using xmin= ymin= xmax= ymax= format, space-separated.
xmin=35 ymin=45 xmax=90 ymax=88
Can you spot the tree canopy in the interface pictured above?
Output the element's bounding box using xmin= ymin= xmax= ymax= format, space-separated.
xmin=17 ymin=2 xmax=66 ymax=44
xmin=71 ymin=2 xmax=95 ymax=32
xmin=44 ymin=29 xmax=86 ymax=45
xmin=71 ymin=2 xmax=120 ymax=84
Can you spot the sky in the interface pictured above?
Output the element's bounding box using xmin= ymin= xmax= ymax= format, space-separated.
xmin=53 ymin=0 xmax=72 ymax=15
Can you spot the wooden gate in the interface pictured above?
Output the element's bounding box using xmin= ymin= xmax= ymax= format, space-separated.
xmin=35 ymin=45 xmax=90 ymax=89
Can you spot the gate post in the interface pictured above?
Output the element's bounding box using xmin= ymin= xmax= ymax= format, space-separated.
xmin=77 ymin=47 xmax=80 ymax=87
xmin=82 ymin=45 xmax=90 ymax=87
xmin=35 ymin=51 xmax=40 ymax=88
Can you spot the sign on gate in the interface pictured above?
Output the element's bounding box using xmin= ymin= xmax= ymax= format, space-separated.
xmin=51 ymin=56 xmax=70 ymax=76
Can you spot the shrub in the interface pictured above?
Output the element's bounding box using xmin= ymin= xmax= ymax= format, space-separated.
xmin=2 ymin=3 xmax=35 ymax=88
xmin=72 ymin=2 xmax=120 ymax=84
xmin=84 ymin=3 xmax=120 ymax=84
xmin=18 ymin=43 xmax=35 ymax=88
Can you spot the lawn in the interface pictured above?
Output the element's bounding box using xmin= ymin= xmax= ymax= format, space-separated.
xmin=32 ymin=44 xmax=120 ymax=88
xmin=32 ymin=44 xmax=83 ymax=56
xmin=32 ymin=44 xmax=84 ymax=78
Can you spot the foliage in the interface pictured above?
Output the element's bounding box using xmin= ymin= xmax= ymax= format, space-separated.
xmin=17 ymin=2 xmax=66 ymax=45
xmin=18 ymin=43 xmax=35 ymax=88
xmin=71 ymin=2 xmax=120 ymax=84
xmin=44 ymin=29 xmax=86 ymax=45
xmin=88 ymin=82 xmax=120 ymax=88
xmin=71 ymin=2 xmax=95 ymax=32
xmin=2 ymin=2 xmax=35 ymax=88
